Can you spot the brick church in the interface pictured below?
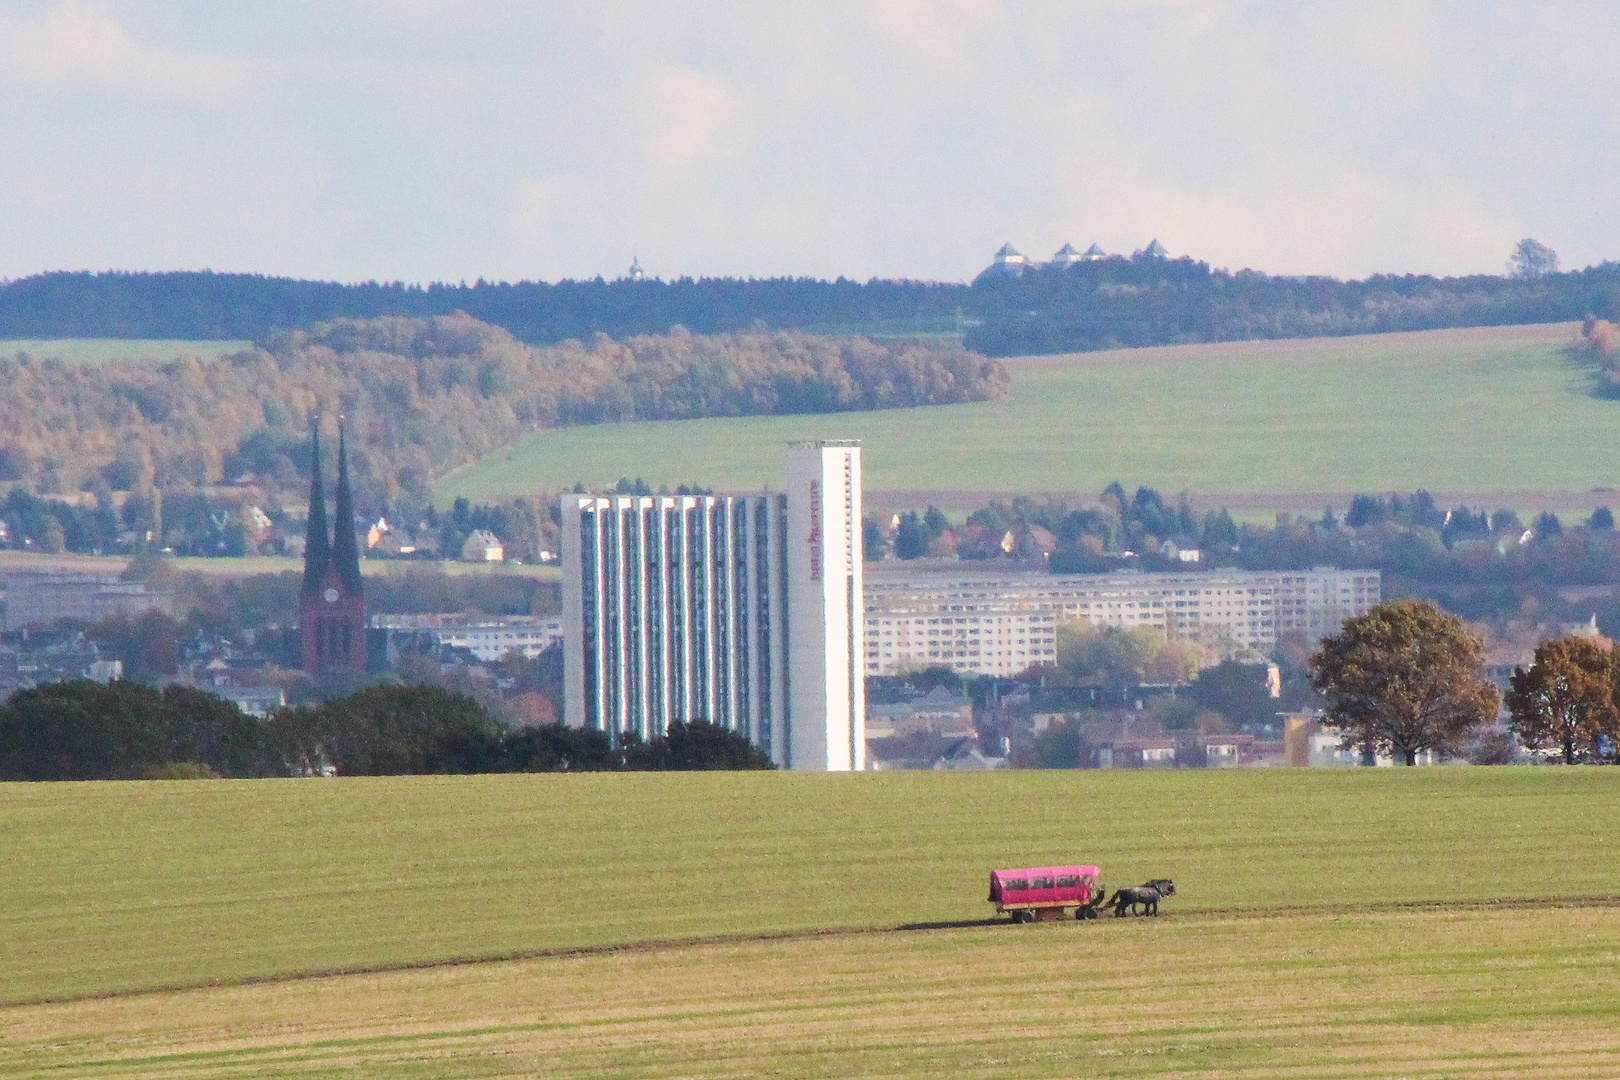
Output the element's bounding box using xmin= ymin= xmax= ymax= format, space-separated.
xmin=299 ymin=421 xmax=368 ymax=677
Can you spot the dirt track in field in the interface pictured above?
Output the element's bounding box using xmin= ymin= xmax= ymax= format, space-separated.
xmin=11 ymin=892 xmax=1619 ymax=1011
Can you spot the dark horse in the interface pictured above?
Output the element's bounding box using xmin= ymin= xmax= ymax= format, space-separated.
xmin=1107 ymin=879 xmax=1175 ymax=917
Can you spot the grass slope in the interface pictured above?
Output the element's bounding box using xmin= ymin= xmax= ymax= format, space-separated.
xmin=435 ymin=322 xmax=1620 ymax=502
xmin=8 ymin=908 xmax=1618 ymax=1078
xmin=2 ymin=769 xmax=1615 ymax=1003
xmin=0 ymin=339 xmax=249 ymax=364
xmin=3 ymin=769 xmax=1618 ymax=1079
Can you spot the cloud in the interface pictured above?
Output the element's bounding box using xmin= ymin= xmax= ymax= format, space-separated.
xmin=0 ymin=1 xmax=253 ymax=105
xmin=0 ymin=2 xmax=1617 ymax=282
xmin=510 ymin=176 xmax=580 ymax=245
xmin=642 ymin=66 xmax=745 ymax=183
xmin=864 ymin=0 xmax=1001 ymax=74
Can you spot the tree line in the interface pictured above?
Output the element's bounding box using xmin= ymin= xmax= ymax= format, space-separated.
xmin=5 ymin=245 xmax=1617 ymax=357
xmin=0 ymin=680 xmax=772 ymax=780
xmin=0 ymin=314 xmax=1006 ymax=508
xmin=0 ymin=271 xmax=964 ymax=343
xmin=963 ymin=249 xmax=1620 ymax=356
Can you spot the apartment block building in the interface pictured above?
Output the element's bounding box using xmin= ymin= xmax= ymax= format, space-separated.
xmin=3 ymin=572 xmax=172 ymax=630
xmin=562 ymin=441 xmax=865 ymax=770
xmin=371 ymin=614 xmax=564 ymax=661
xmin=862 ymin=566 xmax=1378 ymax=676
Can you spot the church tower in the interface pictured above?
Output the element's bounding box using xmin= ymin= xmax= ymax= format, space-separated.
xmin=299 ymin=419 xmax=369 ymax=677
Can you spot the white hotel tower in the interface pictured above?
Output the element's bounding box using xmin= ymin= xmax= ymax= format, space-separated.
xmin=563 ymin=441 xmax=865 ymax=770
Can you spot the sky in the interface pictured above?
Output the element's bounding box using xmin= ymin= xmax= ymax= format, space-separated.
xmin=0 ymin=1 xmax=1615 ymax=285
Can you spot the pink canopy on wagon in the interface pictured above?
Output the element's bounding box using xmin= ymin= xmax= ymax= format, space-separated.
xmin=988 ymin=865 xmax=1101 ymax=906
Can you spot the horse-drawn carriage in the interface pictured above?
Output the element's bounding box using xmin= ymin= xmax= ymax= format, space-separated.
xmin=988 ymin=865 xmax=1174 ymax=922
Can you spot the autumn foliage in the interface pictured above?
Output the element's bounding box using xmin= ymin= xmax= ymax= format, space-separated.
xmin=1506 ymin=636 xmax=1619 ymax=764
xmin=1310 ymin=600 xmax=1499 ymax=765
xmin=0 ymin=315 xmax=1006 ymax=503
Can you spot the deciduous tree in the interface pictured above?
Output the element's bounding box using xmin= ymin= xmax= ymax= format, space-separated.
xmin=1310 ymin=600 xmax=1498 ymax=765
xmin=1505 ymin=636 xmax=1616 ymax=764
xmin=1507 ymin=238 xmax=1559 ymax=280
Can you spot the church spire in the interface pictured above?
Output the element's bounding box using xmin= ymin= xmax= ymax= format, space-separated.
xmin=301 ymin=418 xmax=330 ymax=597
xmin=331 ymin=418 xmax=364 ymax=596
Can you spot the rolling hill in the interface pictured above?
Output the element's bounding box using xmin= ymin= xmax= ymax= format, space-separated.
xmin=436 ymin=322 xmax=1615 ymax=507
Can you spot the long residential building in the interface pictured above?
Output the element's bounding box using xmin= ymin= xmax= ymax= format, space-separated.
xmin=563 ymin=441 xmax=865 ymax=770
xmin=371 ymin=614 xmax=564 ymax=661
xmin=862 ymin=566 xmax=1379 ymax=676
xmin=2 ymin=572 xmax=171 ymax=630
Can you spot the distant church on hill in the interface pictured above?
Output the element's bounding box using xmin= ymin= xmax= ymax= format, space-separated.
xmin=299 ymin=420 xmax=368 ymax=678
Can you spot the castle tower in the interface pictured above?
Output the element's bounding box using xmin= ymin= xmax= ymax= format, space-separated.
xmin=299 ymin=420 xmax=368 ymax=677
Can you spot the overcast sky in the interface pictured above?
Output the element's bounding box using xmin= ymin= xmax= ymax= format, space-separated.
xmin=0 ymin=1 xmax=1614 ymax=285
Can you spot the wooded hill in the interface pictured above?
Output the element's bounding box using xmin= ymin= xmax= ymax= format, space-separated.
xmin=964 ymin=255 xmax=1620 ymax=355
xmin=0 ymin=316 xmax=1006 ymax=505
xmin=0 ymin=271 xmax=962 ymax=344
xmin=4 ymin=256 xmax=1618 ymax=356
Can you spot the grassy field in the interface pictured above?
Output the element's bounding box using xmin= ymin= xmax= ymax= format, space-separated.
xmin=2 ymin=769 xmax=1617 ymax=1077
xmin=0 ymin=339 xmax=250 ymax=364
xmin=434 ymin=322 xmax=1620 ymax=505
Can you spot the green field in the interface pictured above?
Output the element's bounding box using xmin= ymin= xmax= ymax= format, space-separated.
xmin=434 ymin=322 xmax=1620 ymax=504
xmin=3 ymin=770 xmax=1618 ymax=1077
xmin=0 ymin=339 xmax=250 ymax=364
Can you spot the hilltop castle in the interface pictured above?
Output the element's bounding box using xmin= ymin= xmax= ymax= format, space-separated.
xmin=977 ymin=239 xmax=1167 ymax=279
xmin=298 ymin=421 xmax=368 ymax=678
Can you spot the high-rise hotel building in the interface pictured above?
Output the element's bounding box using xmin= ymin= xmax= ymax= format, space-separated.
xmin=563 ymin=442 xmax=865 ymax=770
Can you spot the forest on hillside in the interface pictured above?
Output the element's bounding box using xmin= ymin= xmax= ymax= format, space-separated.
xmin=4 ymin=252 xmax=1618 ymax=356
xmin=963 ymin=254 xmax=1620 ymax=355
xmin=0 ymin=315 xmax=1006 ymax=507
xmin=0 ymin=271 xmax=963 ymax=343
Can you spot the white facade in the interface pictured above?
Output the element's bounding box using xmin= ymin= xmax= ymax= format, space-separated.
xmin=863 ymin=567 xmax=1379 ymax=676
xmin=562 ymin=441 xmax=864 ymax=770
xmin=784 ymin=441 xmax=865 ymax=771
xmin=863 ymin=607 xmax=1059 ymax=677
xmin=372 ymin=616 xmax=563 ymax=661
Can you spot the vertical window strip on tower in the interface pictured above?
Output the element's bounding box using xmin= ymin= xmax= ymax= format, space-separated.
xmin=754 ymin=498 xmax=772 ymax=751
xmin=778 ymin=495 xmax=791 ymax=767
xmin=579 ymin=508 xmax=600 ymax=732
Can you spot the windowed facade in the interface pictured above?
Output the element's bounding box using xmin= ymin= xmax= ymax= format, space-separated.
xmin=565 ymin=492 xmax=791 ymax=761
xmin=862 ymin=568 xmax=1379 ymax=676
xmin=563 ymin=439 xmax=866 ymax=771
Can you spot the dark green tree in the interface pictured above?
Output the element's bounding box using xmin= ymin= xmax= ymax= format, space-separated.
xmin=289 ymin=684 xmax=503 ymax=775
xmin=1194 ymin=661 xmax=1278 ymax=729
xmin=0 ymin=679 xmax=277 ymax=780
xmin=502 ymin=724 xmax=620 ymax=771
xmin=893 ymin=511 xmax=928 ymax=560
xmin=862 ymin=516 xmax=888 ymax=561
xmin=626 ymin=720 xmax=775 ymax=770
